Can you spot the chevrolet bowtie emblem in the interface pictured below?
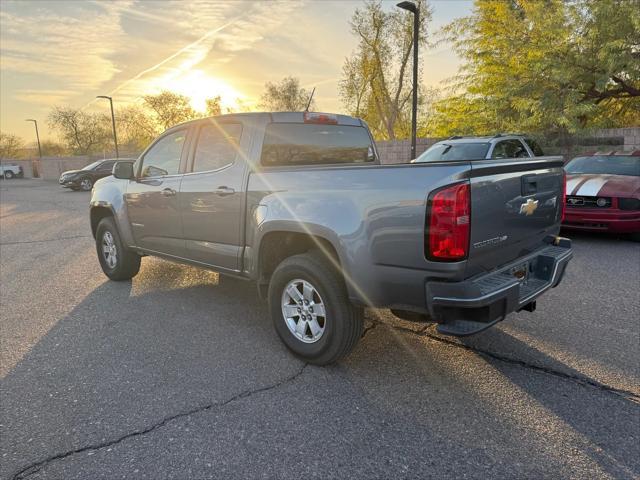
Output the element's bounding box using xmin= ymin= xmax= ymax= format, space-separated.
xmin=519 ymin=198 xmax=539 ymax=216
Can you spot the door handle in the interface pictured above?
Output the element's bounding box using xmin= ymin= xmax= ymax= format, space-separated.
xmin=161 ymin=187 xmax=176 ymax=197
xmin=521 ymin=175 xmax=538 ymax=195
xmin=214 ymin=186 xmax=235 ymax=196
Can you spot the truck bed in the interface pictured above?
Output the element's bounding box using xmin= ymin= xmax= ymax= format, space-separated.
xmin=245 ymin=156 xmax=565 ymax=311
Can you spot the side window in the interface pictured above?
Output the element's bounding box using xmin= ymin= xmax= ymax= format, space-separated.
xmin=491 ymin=141 xmax=507 ymax=159
xmin=97 ymin=161 xmax=114 ymax=172
xmin=525 ymin=138 xmax=544 ymax=156
xmin=492 ymin=140 xmax=529 ymax=159
xmin=140 ymin=130 xmax=186 ymax=177
xmin=193 ymin=122 xmax=242 ymax=172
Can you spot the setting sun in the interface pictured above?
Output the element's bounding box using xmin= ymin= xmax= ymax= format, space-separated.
xmin=158 ymin=69 xmax=243 ymax=113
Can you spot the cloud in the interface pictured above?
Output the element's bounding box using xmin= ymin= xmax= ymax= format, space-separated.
xmin=102 ymin=0 xmax=303 ymax=104
xmin=1 ymin=0 xmax=304 ymax=113
xmin=0 ymin=5 xmax=128 ymax=104
xmin=13 ymin=89 xmax=77 ymax=105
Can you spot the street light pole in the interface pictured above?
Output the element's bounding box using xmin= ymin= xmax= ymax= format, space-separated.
xmin=96 ymin=95 xmax=119 ymax=158
xmin=396 ymin=1 xmax=419 ymax=161
xmin=25 ymin=119 xmax=42 ymax=159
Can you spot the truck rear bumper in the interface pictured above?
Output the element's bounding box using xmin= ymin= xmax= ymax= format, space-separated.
xmin=425 ymin=241 xmax=572 ymax=336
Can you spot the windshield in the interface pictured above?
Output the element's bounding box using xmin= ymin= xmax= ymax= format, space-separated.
xmin=415 ymin=142 xmax=490 ymax=162
xmin=82 ymin=161 xmax=102 ymax=171
xmin=565 ymin=156 xmax=640 ymax=177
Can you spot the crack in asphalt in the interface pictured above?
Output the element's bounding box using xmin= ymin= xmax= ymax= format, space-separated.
xmin=0 ymin=235 xmax=91 ymax=246
xmin=360 ymin=321 xmax=378 ymax=339
xmin=367 ymin=319 xmax=640 ymax=403
xmin=11 ymin=363 xmax=309 ymax=480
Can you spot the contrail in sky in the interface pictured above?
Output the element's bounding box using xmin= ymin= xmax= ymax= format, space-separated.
xmin=84 ymin=12 xmax=247 ymax=109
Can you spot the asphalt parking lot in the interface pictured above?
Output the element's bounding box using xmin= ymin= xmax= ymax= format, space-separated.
xmin=1 ymin=179 xmax=639 ymax=480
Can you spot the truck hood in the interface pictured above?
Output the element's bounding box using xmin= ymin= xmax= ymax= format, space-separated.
xmin=566 ymin=173 xmax=640 ymax=198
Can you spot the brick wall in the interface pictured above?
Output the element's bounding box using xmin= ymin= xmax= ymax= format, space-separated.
xmin=592 ymin=127 xmax=640 ymax=151
xmin=375 ymin=137 xmax=439 ymax=164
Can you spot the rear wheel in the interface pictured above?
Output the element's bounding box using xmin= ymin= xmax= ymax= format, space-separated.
xmin=630 ymin=232 xmax=640 ymax=242
xmin=80 ymin=177 xmax=93 ymax=191
xmin=96 ymin=217 xmax=141 ymax=281
xmin=4 ymin=171 xmax=14 ymax=179
xmin=268 ymin=251 xmax=363 ymax=365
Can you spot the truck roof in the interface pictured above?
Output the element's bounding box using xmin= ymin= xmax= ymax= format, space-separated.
xmin=170 ymin=112 xmax=365 ymax=129
xmin=438 ymin=134 xmax=529 ymax=144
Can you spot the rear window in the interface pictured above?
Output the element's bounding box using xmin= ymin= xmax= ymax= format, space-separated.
xmin=415 ymin=143 xmax=490 ymax=162
xmin=565 ymin=156 xmax=640 ymax=177
xmin=261 ymin=123 xmax=375 ymax=166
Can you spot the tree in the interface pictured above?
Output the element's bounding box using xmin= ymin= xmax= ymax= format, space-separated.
xmin=47 ymin=107 xmax=110 ymax=155
xmin=205 ymin=96 xmax=223 ymax=116
xmin=142 ymin=90 xmax=198 ymax=131
xmin=430 ymin=0 xmax=640 ymax=136
xmin=260 ymin=76 xmax=316 ymax=111
xmin=116 ymin=105 xmax=160 ymax=152
xmin=339 ymin=0 xmax=431 ymax=140
xmin=0 ymin=132 xmax=24 ymax=159
xmin=40 ymin=140 xmax=69 ymax=157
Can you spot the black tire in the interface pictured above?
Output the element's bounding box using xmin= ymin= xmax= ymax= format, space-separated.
xmin=630 ymin=232 xmax=640 ymax=242
xmin=95 ymin=217 xmax=141 ymax=281
xmin=80 ymin=177 xmax=93 ymax=191
xmin=4 ymin=171 xmax=14 ymax=179
xmin=268 ymin=251 xmax=363 ymax=365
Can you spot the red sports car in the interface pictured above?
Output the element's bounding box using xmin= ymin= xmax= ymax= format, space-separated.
xmin=563 ymin=151 xmax=640 ymax=239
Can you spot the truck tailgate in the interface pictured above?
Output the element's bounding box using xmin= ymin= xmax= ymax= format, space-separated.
xmin=466 ymin=156 xmax=565 ymax=276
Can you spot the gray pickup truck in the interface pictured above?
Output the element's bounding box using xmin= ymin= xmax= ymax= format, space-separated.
xmin=90 ymin=112 xmax=572 ymax=364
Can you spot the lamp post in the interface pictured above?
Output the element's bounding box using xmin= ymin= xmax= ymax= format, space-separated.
xmin=396 ymin=1 xmax=419 ymax=161
xmin=25 ymin=119 xmax=42 ymax=159
xmin=96 ymin=95 xmax=119 ymax=158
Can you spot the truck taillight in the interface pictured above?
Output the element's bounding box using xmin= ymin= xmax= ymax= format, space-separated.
xmin=427 ymin=182 xmax=470 ymax=261
xmin=561 ymin=170 xmax=566 ymax=222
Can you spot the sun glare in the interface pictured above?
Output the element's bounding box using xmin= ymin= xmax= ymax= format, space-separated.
xmin=160 ymin=69 xmax=243 ymax=113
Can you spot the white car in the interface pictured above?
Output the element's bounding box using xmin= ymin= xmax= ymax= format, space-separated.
xmin=0 ymin=163 xmax=23 ymax=179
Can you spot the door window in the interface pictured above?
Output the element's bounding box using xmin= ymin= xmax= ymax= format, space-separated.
xmin=140 ymin=130 xmax=186 ymax=177
xmin=491 ymin=139 xmax=529 ymax=159
xmin=524 ymin=138 xmax=544 ymax=156
xmin=193 ymin=123 xmax=242 ymax=172
xmin=97 ymin=161 xmax=115 ymax=172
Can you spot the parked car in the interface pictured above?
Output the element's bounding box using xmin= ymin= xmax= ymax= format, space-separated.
xmin=412 ymin=134 xmax=545 ymax=163
xmin=563 ymin=151 xmax=640 ymax=240
xmin=90 ymin=112 xmax=572 ymax=365
xmin=0 ymin=163 xmax=24 ymax=179
xmin=59 ymin=158 xmax=134 ymax=191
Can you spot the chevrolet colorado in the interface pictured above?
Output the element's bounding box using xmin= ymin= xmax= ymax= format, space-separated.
xmin=90 ymin=112 xmax=572 ymax=364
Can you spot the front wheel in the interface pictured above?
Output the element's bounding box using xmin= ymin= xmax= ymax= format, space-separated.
xmin=268 ymin=251 xmax=363 ymax=365
xmin=95 ymin=217 xmax=141 ymax=281
xmin=4 ymin=171 xmax=14 ymax=179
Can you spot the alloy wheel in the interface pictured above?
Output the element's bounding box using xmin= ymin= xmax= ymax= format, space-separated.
xmin=281 ymin=278 xmax=327 ymax=343
xmin=102 ymin=231 xmax=118 ymax=269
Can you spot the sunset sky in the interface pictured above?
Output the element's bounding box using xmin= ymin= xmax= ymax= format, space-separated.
xmin=0 ymin=0 xmax=472 ymax=142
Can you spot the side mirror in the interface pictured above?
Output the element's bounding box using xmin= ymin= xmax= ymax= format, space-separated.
xmin=113 ymin=161 xmax=134 ymax=180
